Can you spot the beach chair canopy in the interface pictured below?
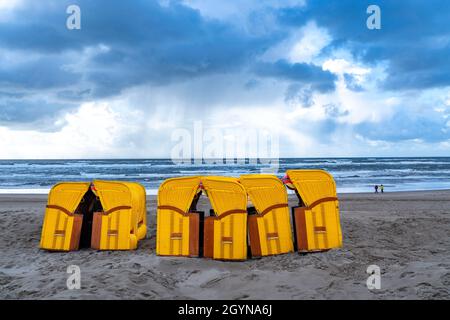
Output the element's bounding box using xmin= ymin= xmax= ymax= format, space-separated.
xmin=286 ymin=170 xmax=337 ymax=207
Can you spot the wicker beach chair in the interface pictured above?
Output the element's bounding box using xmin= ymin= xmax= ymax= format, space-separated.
xmin=40 ymin=182 xmax=92 ymax=251
xmin=40 ymin=180 xmax=147 ymax=251
xmin=202 ymin=177 xmax=248 ymax=261
xmin=90 ymin=180 xmax=147 ymax=250
xmin=240 ymin=174 xmax=294 ymax=257
xmin=284 ymin=169 xmax=343 ymax=252
xmin=156 ymin=176 xmax=203 ymax=257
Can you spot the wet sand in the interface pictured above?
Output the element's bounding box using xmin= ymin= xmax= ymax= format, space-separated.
xmin=0 ymin=190 xmax=449 ymax=299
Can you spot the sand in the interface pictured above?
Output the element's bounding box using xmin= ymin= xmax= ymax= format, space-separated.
xmin=0 ymin=190 xmax=449 ymax=299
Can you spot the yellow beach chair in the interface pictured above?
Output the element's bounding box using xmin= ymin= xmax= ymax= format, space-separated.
xmin=202 ymin=177 xmax=248 ymax=261
xmin=40 ymin=182 xmax=93 ymax=251
xmin=90 ymin=180 xmax=146 ymax=250
xmin=41 ymin=180 xmax=147 ymax=251
xmin=240 ymin=174 xmax=294 ymax=257
xmin=156 ymin=176 xmax=203 ymax=257
xmin=285 ymin=170 xmax=342 ymax=252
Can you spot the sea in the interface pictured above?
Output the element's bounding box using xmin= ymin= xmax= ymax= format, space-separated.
xmin=0 ymin=157 xmax=449 ymax=194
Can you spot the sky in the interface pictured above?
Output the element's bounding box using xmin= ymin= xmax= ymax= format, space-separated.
xmin=1 ymin=0 xmax=450 ymax=158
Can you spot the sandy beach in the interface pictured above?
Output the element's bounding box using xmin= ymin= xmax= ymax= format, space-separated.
xmin=0 ymin=190 xmax=449 ymax=300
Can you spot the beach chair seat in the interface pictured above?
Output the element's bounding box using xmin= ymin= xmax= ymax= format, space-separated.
xmin=40 ymin=182 xmax=92 ymax=251
xmin=156 ymin=176 xmax=203 ymax=257
xmin=285 ymin=170 xmax=342 ymax=252
xmin=90 ymin=180 xmax=146 ymax=250
xmin=240 ymin=174 xmax=294 ymax=257
xmin=202 ymin=177 xmax=248 ymax=261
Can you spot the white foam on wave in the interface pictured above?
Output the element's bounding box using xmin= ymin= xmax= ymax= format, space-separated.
xmin=0 ymin=188 xmax=51 ymax=194
xmin=0 ymin=188 xmax=159 ymax=195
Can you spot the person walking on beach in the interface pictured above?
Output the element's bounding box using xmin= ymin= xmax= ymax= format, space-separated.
xmin=374 ymin=185 xmax=378 ymax=193
xmin=380 ymin=184 xmax=384 ymax=193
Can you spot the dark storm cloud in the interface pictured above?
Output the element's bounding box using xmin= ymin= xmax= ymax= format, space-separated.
xmin=0 ymin=0 xmax=337 ymax=122
xmin=277 ymin=0 xmax=450 ymax=90
xmin=0 ymin=97 xmax=74 ymax=130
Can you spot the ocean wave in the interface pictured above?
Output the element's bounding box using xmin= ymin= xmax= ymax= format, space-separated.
xmin=0 ymin=158 xmax=449 ymax=193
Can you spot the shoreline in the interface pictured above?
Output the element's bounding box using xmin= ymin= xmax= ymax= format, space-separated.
xmin=0 ymin=188 xmax=449 ymax=198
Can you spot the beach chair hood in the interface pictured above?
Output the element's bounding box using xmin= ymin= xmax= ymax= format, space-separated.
xmin=286 ymin=170 xmax=337 ymax=207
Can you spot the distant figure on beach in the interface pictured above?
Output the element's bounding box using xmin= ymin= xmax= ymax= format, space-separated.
xmin=374 ymin=185 xmax=378 ymax=193
xmin=380 ymin=184 xmax=384 ymax=193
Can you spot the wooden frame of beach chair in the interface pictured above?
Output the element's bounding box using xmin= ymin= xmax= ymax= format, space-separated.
xmin=240 ymin=174 xmax=294 ymax=258
xmin=156 ymin=176 xmax=203 ymax=257
xmin=90 ymin=180 xmax=145 ymax=250
xmin=285 ymin=170 xmax=343 ymax=252
xmin=202 ymin=177 xmax=248 ymax=261
xmin=40 ymin=182 xmax=92 ymax=251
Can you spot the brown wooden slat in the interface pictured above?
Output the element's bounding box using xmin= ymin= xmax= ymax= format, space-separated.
xmin=314 ymin=226 xmax=327 ymax=232
xmin=170 ymin=232 xmax=182 ymax=239
xmin=266 ymin=232 xmax=279 ymax=239
xmin=222 ymin=236 xmax=233 ymax=243
xmin=69 ymin=214 xmax=83 ymax=251
xmin=203 ymin=217 xmax=215 ymax=258
xmin=248 ymin=215 xmax=262 ymax=257
xmin=91 ymin=212 xmax=103 ymax=250
xmin=189 ymin=213 xmax=200 ymax=257
xmin=294 ymin=207 xmax=309 ymax=251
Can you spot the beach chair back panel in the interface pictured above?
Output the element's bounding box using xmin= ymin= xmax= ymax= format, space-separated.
xmin=298 ymin=200 xmax=342 ymax=251
xmin=40 ymin=183 xmax=90 ymax=251
xmin=240 ymin=175 xmax=293 ymax=256
xmin=211 ymin=214 xmax=247 ymax=260
xmin=157 ymin=213 xmax=192 ymax=255
xmin=156 ymin=176 xmax=201 ymax=256
xmin=94 ymin=208 xmax=136 ymax=250
xmin=92 ymin=181 xmax=135 ymax=250
xmin=202 ymin=177 xmax=248 ymax=260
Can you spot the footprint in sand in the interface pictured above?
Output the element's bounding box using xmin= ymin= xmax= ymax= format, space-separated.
xmin=234 ymin=294 xmax=249 ymax=300
xmin=201 ymin=274 xmax=230 ymax=288
xmin=440 ymin=273 xmax=450 ymax=286
xmin=400 ymin=271 xmax=415 ymax=278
